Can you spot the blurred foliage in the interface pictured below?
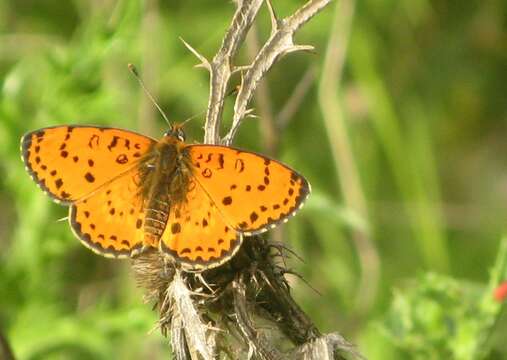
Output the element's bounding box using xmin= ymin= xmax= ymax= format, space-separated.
xmin=0 ymin=0 xmax=506 ymax=359
xmin=382 ymin=238 xmax=507 ymax=359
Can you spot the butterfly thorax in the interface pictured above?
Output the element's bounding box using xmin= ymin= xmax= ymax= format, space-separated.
xmin=139 ymin=135 xmax=192 ymax=247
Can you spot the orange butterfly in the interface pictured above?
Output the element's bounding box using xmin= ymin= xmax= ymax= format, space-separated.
xmin=20 ymin=124 xmax=310 ymax=269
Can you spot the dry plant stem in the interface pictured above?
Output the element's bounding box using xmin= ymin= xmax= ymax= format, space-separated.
xmin=233 ymin=276 xmax=284 ymax=360
xmin=291 ymin=333 xmax=364 ymax=360
xmin=202 ymin=0 xmax=264 ymax=145
xmin=258 ymin=267 xmax=320 ymax=345
xmin=170 ymin=315 xmax=191 ymax=360
xmin=245 ymin=24 xmax=277 ymax=155
xmin=245 ymin=24 xmax=287 ymax=244
xmin=166 ymin=272 xmax=215 ymax=360
xmin=318 ymin=0 xmax=380 ymax=314
xmin=223 ymin=0 xmax=332 ymax=145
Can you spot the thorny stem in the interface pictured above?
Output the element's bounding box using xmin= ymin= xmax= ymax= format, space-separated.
xmin=203 ymin=0 xmax=264 ymax=145
xmin=223 ymin=0 xmax=332 ymax=145
xmin=233 ymin=276 xmax=284 ymax=360
xmin=245 ymin=24 xmax=277 ymax=156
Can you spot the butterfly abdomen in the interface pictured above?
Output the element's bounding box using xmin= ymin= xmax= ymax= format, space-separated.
xmin=140 ymin=141 xmax=193 ymax=248
xmin=143 ymin=192 xmax=170 ymax=246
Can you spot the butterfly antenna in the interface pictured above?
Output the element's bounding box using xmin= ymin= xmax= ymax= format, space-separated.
xmin=128 ymin=63 xmax=172 ymax=127
xmin=178 ymin=85 xmax=240 ymax=127
xmin=180 ymin=110 xmax=204 ymax=127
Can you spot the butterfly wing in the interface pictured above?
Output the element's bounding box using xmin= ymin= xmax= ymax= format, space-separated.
xmin=21 ymin=126 xmax=156 ymax=204
xmin=159 ymin=178 xmax=241 ymax=269
xmin=187 ymin=145 xmax=310 ymax=235
xmin=69 ymin=166 xmax=150 ymax=258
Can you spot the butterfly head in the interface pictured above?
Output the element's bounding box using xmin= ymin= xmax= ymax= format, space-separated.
xmin=164 ymin=123 xmax=186 ymax=142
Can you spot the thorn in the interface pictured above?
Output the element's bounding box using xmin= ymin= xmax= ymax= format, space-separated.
xmin=244 ymin=108 xmax=257 ymax=117
xmin=195 ymin=273 xmax=216 ymax=294
xmin=231 ymin=65 xmax=251 ymax=75
xmin=286 ymin=44 xmax=315 ymax=54
xmin=179 ymin=37 xmax=211 ymax=71
xmin=284 ymin=269 xmax=322 ymax=296
xmin=265 ymin=0 xmax=279 ymax=32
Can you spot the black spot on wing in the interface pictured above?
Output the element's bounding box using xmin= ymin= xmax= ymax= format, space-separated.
xmin=235 ymin=158 xmax=245 ymax=173
xmin=84 ymin=172 xmax=95 ymax=183
xmin=202 ymin=168 xmax=212 ymax=178
xmin=171 ymin=223 xmax=181 ymax=234
xmin=88 ymin=134 xmax=100 ymax=148
xmin=107 ymin=136 xmax=119 ymax=151
xmin=55 ymin=178 xmax=63 ymax=189
xmin=116 ymin=154 xmax=128 ymax=164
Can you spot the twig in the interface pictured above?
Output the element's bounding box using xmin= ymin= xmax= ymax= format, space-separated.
xmin=245 ymin=24 xmax=277 ymax=155
xmin=290 ymin=333 xmax=364 ymax=360
xmin=187 ymin=0 xmax=264 ymax=145
xmin=223 ymin=0 xmax=332 ymax=145
xmin=166 ymin=271 xmax=215 ymax=359
xmin=232 ymin=275 xmax=284 ymax=359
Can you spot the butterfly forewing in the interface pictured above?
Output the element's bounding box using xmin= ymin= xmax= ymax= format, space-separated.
xmin=188 ymin=145 xmax=310 ymax=235
xmin=21 ymin=126 xmax=156 ymax=203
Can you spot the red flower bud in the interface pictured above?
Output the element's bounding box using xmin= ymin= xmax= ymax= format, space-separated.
xmin=494 ymin=281 xmax=507 ymax=302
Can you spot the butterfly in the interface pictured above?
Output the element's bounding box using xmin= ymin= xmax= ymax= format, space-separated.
xmin=20 ymin=124 xmax=310 ymax=270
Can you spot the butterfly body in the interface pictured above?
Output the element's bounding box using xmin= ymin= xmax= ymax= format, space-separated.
xmin=21 ymin=125 xmax=310 ymax=270
xmin=138 ymin=135 xmax=191 ymax=247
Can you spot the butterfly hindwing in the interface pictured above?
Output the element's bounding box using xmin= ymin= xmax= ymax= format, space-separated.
xmin=159 ymin=178 xmax=241 ymax=269
xmin=187 ymin=145 xmax=310 ymax=235
xmin=21 ymin=126 xmax=156 ymax=203
xmin=69 ymin=167 xmax=150 ymax=258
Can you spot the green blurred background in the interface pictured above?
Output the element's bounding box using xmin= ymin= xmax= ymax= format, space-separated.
xmin=1 ymin=0 xmax=506 ymax=359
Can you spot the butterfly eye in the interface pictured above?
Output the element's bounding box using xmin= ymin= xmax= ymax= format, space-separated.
xmin=176 ymin=128 xmax=186 ymax=142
